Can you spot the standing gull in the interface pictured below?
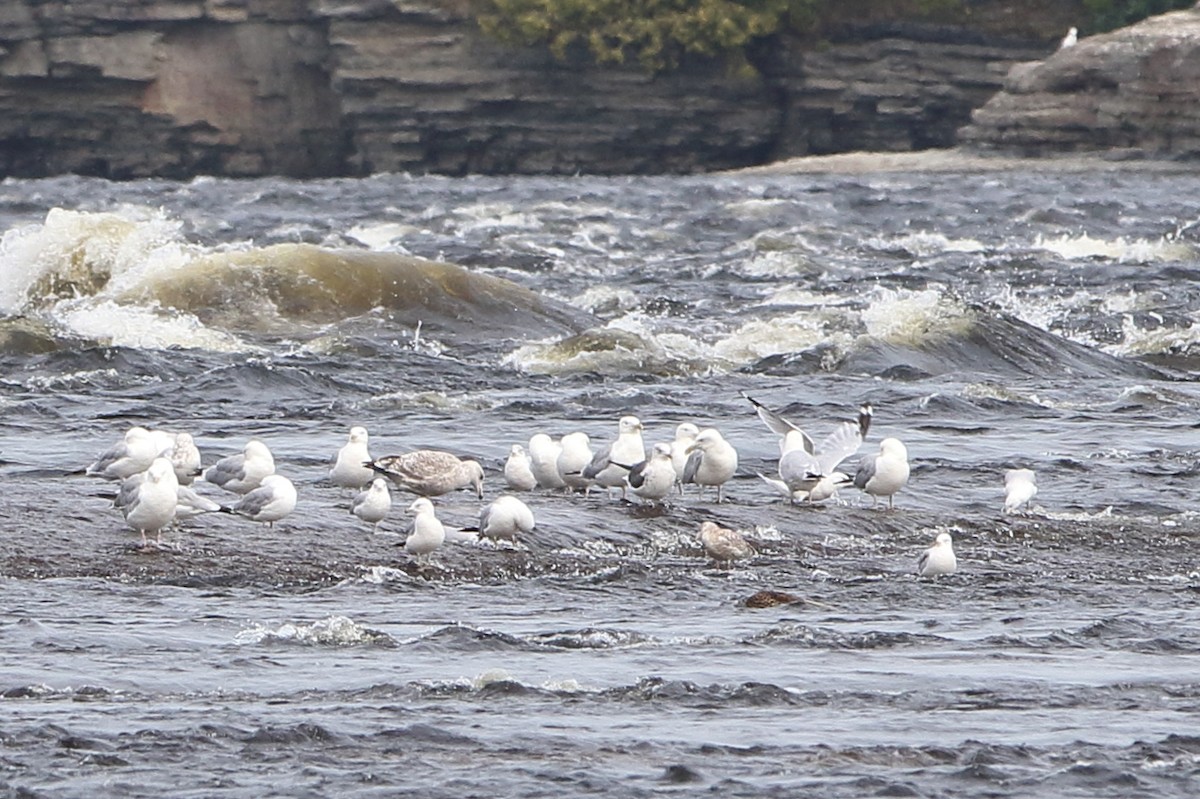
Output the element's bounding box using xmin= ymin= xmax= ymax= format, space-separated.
xmin=668 ymin=422 xmax=700 ymax=493
xmin=683 ymin=428 xmax=738 ymax=503
xmin=853 ymin=437 xmax=909 ymax=509
xmin=87 ymin=426 xmax=159 ymax=480
xmin=351 ymin=477 xmax=392 ymax=532
xmin=330 ymin=426 xmax=375 ymax=490
xmin=556 ymin=432 xmax=593 ymax=492
xmin=917 ymin=532 xmax=957 ymax=577
xmin=120 ymin=457 xmax=178 ymax=546
xmin=625 ymin=443 xmax=677 ymax=504
xmin=404 ymin=497 xmax=446 ymax=561
xmin=528 ymin=433 xmax=566 ymax=490
xmin=368 ymin=450 xmax=484 ymax=499
xmin=583 ymin=415 xmax=645 ymax=498
xmin=1059 ymin=26 xmax=1077 ymax=50
xmin=698 ymin=521 xmax=755 ymax=568
xmin=1003 ymin=468 xmax=1038 ymax=514
xmin=168 ymin=432 xmax=203 ymax=486
xmin=472 ymin=494 xmax=536 ymax=541
xmin=503 ymin=444 xmax=538 ymax=492
xmin=203 ymin=439 xmax=275 ymax=495
xmin=221 ymin=473 xmax=297 ymax=528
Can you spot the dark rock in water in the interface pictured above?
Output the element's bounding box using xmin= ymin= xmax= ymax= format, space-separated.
xmin=743 ymin=590 xmax=803 ymax=608
xmin=658 ymin=764 xmax=704 ymax=784
xmin=961 ymin=7 xmax=1200 ymax=159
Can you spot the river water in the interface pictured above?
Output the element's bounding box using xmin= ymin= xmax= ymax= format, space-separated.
xmin=2 ymin=155 xmax=1200 ymax=797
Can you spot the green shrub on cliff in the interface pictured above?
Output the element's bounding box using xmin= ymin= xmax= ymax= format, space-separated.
xmin=470 ymin=0 xmax=1194 ymax=72
xmin=470 ymin=0 xmax=962 ymax=72
xmin=472 ymin=0 xmax=806 ymax=71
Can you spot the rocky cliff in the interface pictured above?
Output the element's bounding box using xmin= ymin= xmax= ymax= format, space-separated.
xmin=0 ymin=0 xmax=1053 ymax=178
xmin=960 ymin=6 xmax=1200 ymax=158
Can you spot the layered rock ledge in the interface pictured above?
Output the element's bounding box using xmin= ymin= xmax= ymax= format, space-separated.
xmin=0 ymin=1 xmax=1055 ymax=177
xmin=960 ymin=5 xmax=1200 ymax=158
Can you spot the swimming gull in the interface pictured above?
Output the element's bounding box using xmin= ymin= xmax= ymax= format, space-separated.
xmin=528 ymin=433 xmax=566 ymax=490
xmin=404 ymin=497 xmax=446 ymax=561
xmin=625 ymin=442 xmax=677 ymax=504
xmin=330 ymin=426 xmax=375 ymax=490
xmin=698 ymin=521 xmax=755 ymax=568
xmin=503 ymin=444 xmax=538 ymax=492
xmin=351 ymin=477 xmax=392 ymax=532
xmin=203 ymin=439 xmax=275 ymax=495
xmin=682 ymin=428 xmax=739 ymax=503
xmin=120 ymin=457 xmax=179 ymax=546
xmin=221 ymin=473 xmax=297 ymax=527
xmin=583 ymin=415 xmax=645 ymax=498
xmin=853 ymin=437 xmax=909 ymax=509
xmin=1003 ymin=468 xmax=1038 ymax=514
xmin=168 ymin=432 xmax=203 ymax=486
xmin=668 ymin=422 xmax=700 ymax=493
xmin=556 ymin=431 xmax=593 ymax=492
xmin=368 ymin=450 xmax=484 ymax=499
xmin=776 ymin=405 xmax=872 ymax=503
xmin=87 ymin=426 xmax=159 ymax=480
xmin=917 ymin=532 xmax=957 ymax=577
xmin=473 ymin=494 xmax=536 ymax=541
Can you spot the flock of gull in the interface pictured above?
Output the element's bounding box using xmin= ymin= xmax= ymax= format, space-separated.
xmin=85 ymin=392 xmax=1040 ymax=577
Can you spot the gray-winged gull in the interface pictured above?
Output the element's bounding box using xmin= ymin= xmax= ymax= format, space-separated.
xmin=583 ymin=415 xmax=645 ymax=498
xmin=917 ymin=531 xmax=957 ymax=577
xmin=330 ymin=426 xmax=375 ymax=490
xmin=682 ymin=428 xmax=738 ymax=503
xmin=853 ymin=437 xmax=909 ymax=509
xmin=504 ymin=444 xmax=538 ymax=492
xmin=352 ymin=477 xmax=392 ymax=531
xmin=404 ymin=497 xmax=445 ymax=560
xmin=1004 ymin=468 xmax=1037 ymax=514
xmin=222 ymin=473 xmax=297 ymax=527
xmin=203 ymin=439 xmax=276 ymax=495
xmin=120 ymin=456 xmax=178 ymax=546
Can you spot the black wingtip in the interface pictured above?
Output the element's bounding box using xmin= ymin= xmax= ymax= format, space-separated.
xmin=857 ymin=404 xmax=874 ymax=438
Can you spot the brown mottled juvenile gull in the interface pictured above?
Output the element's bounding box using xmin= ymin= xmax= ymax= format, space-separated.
xmin=367 ymin=450 xmax=484 ymax=498
xmin=697 ymin=521 xmax=755 ymax=568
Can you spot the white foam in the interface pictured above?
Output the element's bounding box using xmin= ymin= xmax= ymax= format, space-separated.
xmin=58 ymin=299 xmax=250 ymax=352
xmin=234 ymin=615 xmax=393 ymax=646
xmin=1034 ymin=233 xmax=1195 ymax=263
xmin=860 ymin=287 xmax=974 ymax=345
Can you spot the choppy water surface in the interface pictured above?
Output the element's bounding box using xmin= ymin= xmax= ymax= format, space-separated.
xmin=3 ymin=158 xmax=1200 ymax=797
